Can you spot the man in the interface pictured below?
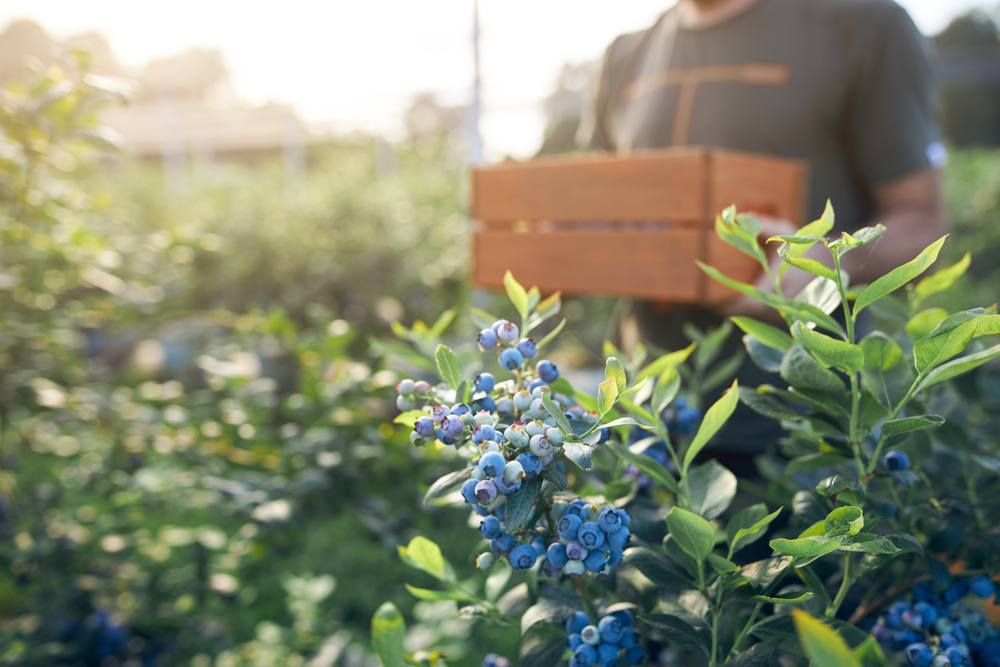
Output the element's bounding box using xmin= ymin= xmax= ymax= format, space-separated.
xmin=578 ymin=0 xmax=947 ymax=451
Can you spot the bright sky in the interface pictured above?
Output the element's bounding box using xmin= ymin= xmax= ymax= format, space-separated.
xmin=1 ymin=0 xmax=990 ymax=159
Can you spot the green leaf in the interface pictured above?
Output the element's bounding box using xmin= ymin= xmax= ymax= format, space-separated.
xmin=504 ymin=477 xmax=542 ymax=530
xmin=793 ymin=609 xmax=862 ymax=667
xmin=836 ymin=533 xmax=900 ymax=554
xmin=716 ymin=211 xmax=767 ymax=267
xmin=605 ymin=357 xmax=627 ymax=395
xmin=770 ymin=537 xmax=840 ymax=559
xmin=927 ymin=306 xmax=997 ymax=338
xmin=753 ymin=591 xmax=816 ymax=604
xmin=824 ymin=507 xmax=863 ymax=537
xmin=541 ymin=394 xmax=573 ymax=436
xmin=620 ymin=376 xmax=649 ymax=400
xmin=526 ymin=285 xmax=541 ymax=311
xmin=853 ymin=236 xmax=947 ymax=318
xmin=434 ymin=344 xmax=462 ymax=390
xmin=731 ymin=317 xmax=794 ymax=352
xmin=371 ymin=602 xmax=407 ymax=667
xmin=780 ymin=344 xmax=846 ymax=393
xmin=404 ymin=584 xmax=469 ymax=602
xmin=638 ymin=342 xmax=697 ymax=381
xmin=485 ymin=561 xmax=511 ymax=602
xmin=640 ymin=614 xmax=711 ymax=656
xmin=393 ymin=410 xmax=426 ymax=427
xmin=816 ymin=474 xmax=863 ymax=498
xmin=599 ymin=417 xmax=642 ymax=429
xmin=536 ymin=317 xmax=566 ymax=348
xmin=608 ymin=442 xmax=680 ymax=494
xmin=540 ymin=467 xmax=567 ymax=491
xmin=698 ymin=261 xmax=846 ymax=337
xmin=880 ymin=415 xmax=945 ymax=439
xmin=730 ymin=506 xmax=783 ymax=555
xmin=598 ymin=378 xmax=619 ymax=417
xmin=562 ymin=441 xmax=594 ymax=470
xmin=914 ymin=314 xmax=1000 ymax=373
xmin=708 ymin=553 xmax=740 ymax=572
xmin=428 ymin=309 xmax=457 ymax=338
xmin=398 ymin=536 xmax=447 ymax=579
xmin=744 ymin=335 xmax=786 ymax=373
xmin=915 ymin=342 xmax=1000 ymax=393
xmin=521 ymin=598 xmax=578 ymax=634
xmin=791 ymin=321 xmax=864 ymax=373
xmin=520 ymin=637 xmax=567 ymax=667
xmin=723 ymin=640 xmax=782 ymax=667
xmin=683 ymin=380 xmax=739 ymax=472
xmin=785 ymin=452 xmax=850 ymax=474
xmin=860 ymin=333 xmax=915 ymax=411
xmin=623 ymin=547 xmax=697 ymax=588
xmin=471 ymin=308 xmax=499 ymax=330
xmin=688 ymin=459 xmax=738 ymax=520
xmin=906 ymin=308 xmax=949 ymax=342
xmin=666 ymin=507 xmax=716 ymax=562
xmin=853 ymin=635 xmax=887 ymax=667
xmin=423 ymin=468 xmax=472 ymax=507
xmin=371 ymin=337 xmax=438 ymax=374
xmin=651 ymin=365 xmax=681 ymax=414
xmin=912 ymin=252 xmax=971 ymax=305
xmin=503 ymin=270 xmax=530 ymax=319
xmin=779 ymin=243 xmax=839 ymax=282
xmin=702 ymin=350 xmax=746 ymax=394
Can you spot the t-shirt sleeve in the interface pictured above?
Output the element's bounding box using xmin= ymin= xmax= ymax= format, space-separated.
xmin=847 ymin=3 xmax=940 ymax=184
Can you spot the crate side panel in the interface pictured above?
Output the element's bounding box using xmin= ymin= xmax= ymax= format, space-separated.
xmin=710 ymin=150 xmax=808 ymax=225
xmin=472 ymin=230 xmax=703 ymax=301
xmin=472 ymin=152 xmax=708 ymax=223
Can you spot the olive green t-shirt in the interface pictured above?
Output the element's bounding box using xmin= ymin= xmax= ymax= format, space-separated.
xmin=578 ymin=0 xmax=941 ymax=232
xmin=577 ymin=0 xmax=941 ymax=450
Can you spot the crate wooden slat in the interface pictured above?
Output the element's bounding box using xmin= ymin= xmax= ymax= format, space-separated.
xmin=470 ymin=147 xmax=807 ymax=303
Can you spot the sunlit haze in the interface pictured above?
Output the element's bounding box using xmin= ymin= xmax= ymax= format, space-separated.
xmin=1 ymin=0 xmax=990 ymax=158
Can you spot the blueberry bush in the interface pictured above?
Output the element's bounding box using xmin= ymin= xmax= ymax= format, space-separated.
xmin=377 ymin=204 xmax=1000 ymax=667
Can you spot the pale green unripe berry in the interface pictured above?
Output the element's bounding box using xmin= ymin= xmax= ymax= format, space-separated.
xmin=503 ymin=460 xmax=525 ymax=482
xmin=525 ymin=420 xmax=546 ymax=437
xmin=563 ymin=560 xmax=585 ymax=576
xmin=474 ymin=411 xmax=494 ymax=426
xmin=530 ymin=385 xmax=551 ymax=399
xmin=462 ymin=412 xmax=476 ymax=426
xmin=471 ymin=468 xmax=486 ymax=481
xmin=477 ymin=553 xmax=496 ymax=570
xmin=541 ymin=416 xmax=557 ymax=428
xmin=504 ymin=424 xmax=528 ymax=447
xmin=513 ymin=390 xmax=532 ymax=411
xmin=545 ymin=427 xmax=565 ymax=444
xmin=529 ymin=434 xmax=552 ymax=457
xmin=529 ymin=398 xmax=545 ymax=419
xmin=480 ymin=441 xmax=500 ymax=454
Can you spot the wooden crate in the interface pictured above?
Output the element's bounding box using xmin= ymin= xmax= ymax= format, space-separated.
xmin=470 ymin=147 xmax=807 ymax=303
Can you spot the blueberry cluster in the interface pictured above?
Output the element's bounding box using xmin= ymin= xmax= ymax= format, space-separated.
xmin=622 ymin=398 xmax=701 ymax=488
xmin=482 ymin=653 xmax=510 ymax=667
xmin=662 ymin=396 xmax=702 ymax=437
xmin=544 ymin=499 xmax=632 ymax=577
xmin=565 ymin=610 xmax=645 ymax=666
xmin=477 ymin=319 xmax=551 ymax=374
xmin=870 ymin=577 xmax=1000 ymax=666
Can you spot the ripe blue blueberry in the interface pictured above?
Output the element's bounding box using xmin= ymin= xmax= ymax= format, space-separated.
xmin=547 ymin=542 xmax=569 ymax=568
xmin=566 ymin=540 xmax=588 ymax=561
xmin=598 ymin=615 xmax=624 ymax=643
xmin=568 ymin=633 xmax=582 ymax=651
xmin=945 ymin=647 xmax=965 ymax=665
xmin=971 ymin=575 xmax=995 ymax=599
xmin=479 ymin=451 xmax=506 ymax=478
xmin=490 ymin=531 xmax=515 ymax=553
xmin=516 ymin=453 xmax=542 ymax=479
xmin=431 ymin=405 xmax=450 ymax=421
xmin=461 ymin=479 xmax=479 ymax=504
xmin=617 ymin=509 xmax=631 ymax=527
xmin=607 ymin=526 xmax=631 ymax=549
xmin=493 ymin=476 xmax=521 ymax=495
xmin=441 ymin=414 xmax=463 ymax=438
xmin=571 ymin=645 xmax=596 ymax=667
xmin=530 ymin=537 xmax=546 ymax=556
xmin=608 ymin=548 xmax=623 ymax=566
xmin=471 ymin=396 xmax=496 ymax=413
xmin=583 ymin=549 xmax=607 ymax=573
xmin=451 ymin=403 xmax=471 ymax=417
xmin=496 ymin=321 xmax=519 ymax=343
xmin=902 ymin=610 xmax=923 ymax=630
xmin=491 ymin=319 xmax=509 ymax=333
xmin=509 ymin=543 xmax=537 ymax=570
xmin=913 ymin=601 xmax=937 ymax=626
xmin=536 ymin=359 xmax=559 ymax=383
xmin=578 ymin=522 xmax=605 ymax=549
xmin=563 ymin=501 xmax=587 ymax=518
xmin=474 ymin=372 xmax=496 ymax=394
xmin=566 ymin=611 xmax=590 ymax=635
xmin=619 ymin=626 xmax=639 ymax=649
xmin=596 ymin=644 xmax=619 ymax=667
xmin=939 ymin=634 xmax=958 ymax=649
xmin=475 ymin=480 xmax=497 ymax=504
xmin=625 ymin=645 xmax=645 ymax=665
xmin=906 ymin=643 xmax=934 ymax=667
xmin=414 ymin=416 xmax=435 ymax=438
xmin=598 ymin=508 xmax=622 ymax=533
xmin=885 ymin=450 xmax=910 ymax=470
xmin=473 ymin=424 xmax=497 ymax=445
xmin=478 ymin=328 xmax=498 ymax=350
xmin=499 ymin=348 xmax=524 ymax=370
xmin=495 ymin=397 xmax=515 ymax=415
xmin=517 ymin=338 xmax=538 ymax=359
xmin=558 ymin=514 xmax=583 ymax=541
xmin=479 ymin=516 xmax=501 ymax=539
xmin=482 ymin=654 xmax=510 ymax=667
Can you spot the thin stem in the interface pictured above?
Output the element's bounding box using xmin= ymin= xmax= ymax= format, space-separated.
xmin=827 ymin=552 xmax=853 ymax=617
xmin=728 ymin=602 xmax=763 ymax=659
xmin=711 ymin=609 xmax=720 ymax=667
xmin=576 ymin=576 xmax=598 ymax=621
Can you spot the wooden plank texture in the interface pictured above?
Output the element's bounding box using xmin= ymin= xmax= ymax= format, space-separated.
xmin=473 ymin=229 xmax=703 ymax=301
xmin=472 ymin=148 xmax=709 ymax=224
